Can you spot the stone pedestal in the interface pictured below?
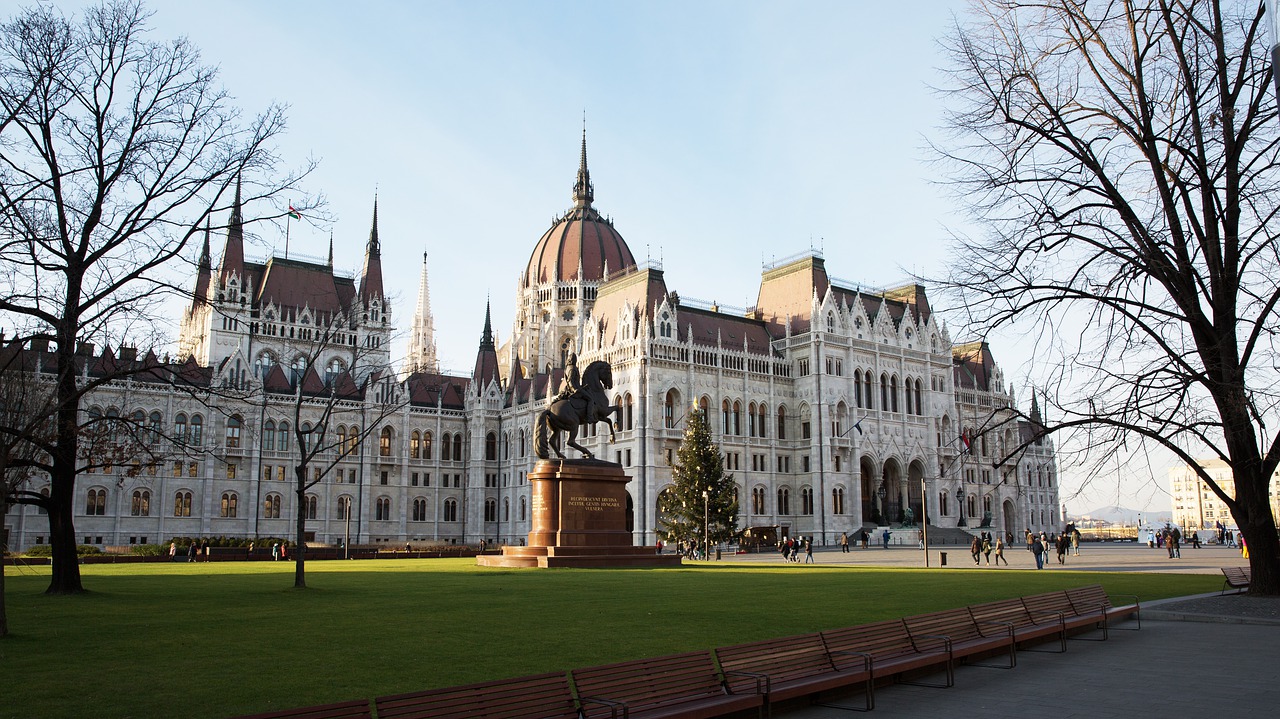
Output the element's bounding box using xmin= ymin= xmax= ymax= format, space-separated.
xmin=477 ymin=459 xmax=681 ymax=569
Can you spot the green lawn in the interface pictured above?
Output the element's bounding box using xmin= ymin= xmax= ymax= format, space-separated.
xmin=1 ymin=559 xmax=1217 ymax=719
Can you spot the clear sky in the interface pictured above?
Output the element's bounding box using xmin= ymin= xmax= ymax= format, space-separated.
xmin=95 ymin=0 xmax=1171 ymax=515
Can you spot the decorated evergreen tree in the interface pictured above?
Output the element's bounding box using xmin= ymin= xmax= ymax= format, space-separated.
xmin=656 ymin=407 xmax=738 ymax=549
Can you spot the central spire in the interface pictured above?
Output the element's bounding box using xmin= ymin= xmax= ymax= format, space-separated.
xmin=572 ymin=126 xmax=593 ymax=208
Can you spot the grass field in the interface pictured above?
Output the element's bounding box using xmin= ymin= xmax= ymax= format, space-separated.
xmin=1 ymin=559 xmax=1218 ymax=719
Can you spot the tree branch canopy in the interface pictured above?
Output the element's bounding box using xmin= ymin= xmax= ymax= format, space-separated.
xmin=936 ymin=0 xmax=1280 ymax=592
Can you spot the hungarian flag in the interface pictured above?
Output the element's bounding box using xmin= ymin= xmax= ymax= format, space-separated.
xmin=287 ymin=204 xmax=302 ymax=220
xmin=959 ymin=431 xmax=972 ymax=454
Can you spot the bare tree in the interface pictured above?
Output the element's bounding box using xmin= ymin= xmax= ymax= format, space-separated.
xmin=936 ymin=0 xmax=1280 ymax=592
xmin=0 ymin=1 xmax=314 ymax=594
xmin=258 ymin=317 xmax=405 ymax=589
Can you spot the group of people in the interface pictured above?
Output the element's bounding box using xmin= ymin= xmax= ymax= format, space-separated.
xmin=778 ymin=536 xmax=816 ymax=563
xmin=837 ymin=530 xmax=873 ymax=551
xmin=968 ymin=531 xmax=1008 ymax=566
xmin=1024 ymin=527 xmax=1081 ymax=569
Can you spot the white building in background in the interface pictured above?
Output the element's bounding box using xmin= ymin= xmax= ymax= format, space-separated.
xmin=3 ymin=137 xmax=1061 ymax=552
xmin=1169 ymin=458 xmax=1280 ymax=530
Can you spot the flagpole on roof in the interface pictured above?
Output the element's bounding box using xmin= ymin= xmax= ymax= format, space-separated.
xmin=285 ymin=198 xmax=291 ymax=259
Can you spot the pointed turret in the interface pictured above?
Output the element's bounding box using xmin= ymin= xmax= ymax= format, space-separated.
xmin=359 ymin=196 xmax=385 ymax=301
xmin=406 ymin=251 xmax=440 ymax=375
xmin=572 ymin=127 xmax=594 ymax=208
xmin=472 ymin=300 xmax=500 ymax=393
xmin=218 ymin=177 xmax=245 ymax=286
xmin=1030 ymin=391 xmax=1042 ymax=424
xmin=191 ymin=218 xmax=213 ymax=310
xmin=327 ymin=232 xmax=334 ymax=268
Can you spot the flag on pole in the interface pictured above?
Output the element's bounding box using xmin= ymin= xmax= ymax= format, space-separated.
xmin=850 ymin=416 xmax=865 ymax=435
xmin=287 ymin=204 xmax=302 ymax=220
xmin=959 ymin=431 xmax=972 ymax=454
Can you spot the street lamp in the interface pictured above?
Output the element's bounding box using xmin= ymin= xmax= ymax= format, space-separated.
xmin=702 ymin=489 xmax=710 ymax=561
xmin=877 ymin=484 xmax=887 ymax=525
xmin=957 ymin=488 xmax=967 ymax=527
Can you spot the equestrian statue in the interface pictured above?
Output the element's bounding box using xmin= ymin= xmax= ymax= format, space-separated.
xmin=533 ymin=354 xmax=622 ymax=460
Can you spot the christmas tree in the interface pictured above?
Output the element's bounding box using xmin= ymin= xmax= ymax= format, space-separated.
xmin=656 ymin=407 xmax=739 ymax=549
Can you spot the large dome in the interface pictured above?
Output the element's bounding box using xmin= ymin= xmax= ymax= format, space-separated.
xmin=523 ymin=134 xmax=636 ymax=286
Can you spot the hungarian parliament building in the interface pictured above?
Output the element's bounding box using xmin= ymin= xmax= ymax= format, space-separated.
xmin=4 ymin=139 xmax=1061 ymax=552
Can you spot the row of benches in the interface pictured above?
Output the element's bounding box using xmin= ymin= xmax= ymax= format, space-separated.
xmin=233 ymin=584 xmax=1140 ymax=719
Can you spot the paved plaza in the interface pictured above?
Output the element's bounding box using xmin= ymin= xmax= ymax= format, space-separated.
xmin=718 ymin=540 xmax=1250 ymax=574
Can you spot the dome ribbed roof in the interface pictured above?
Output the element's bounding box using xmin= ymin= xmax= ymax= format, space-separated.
xmin=523 ymin=131 xmax=636 ymax=286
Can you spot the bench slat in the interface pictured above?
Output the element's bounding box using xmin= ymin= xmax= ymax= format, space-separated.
xmin=374 ymin=672 xmax=577 ymax=719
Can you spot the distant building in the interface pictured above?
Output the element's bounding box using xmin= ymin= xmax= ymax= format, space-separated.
xmin=1169 ymin=458 xmax=1280 ymax=530
xmin=3 ymin=136 xmax=1060 ymax=552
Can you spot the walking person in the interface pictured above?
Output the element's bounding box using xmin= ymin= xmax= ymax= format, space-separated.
xmin=882 ymin=529 xmax=891 ymax=549
xmin=168 ymin=541 xmax=177 ymax=561
xmin=994 ymin=536 xmax=1008 ymax=565
xmin=839 ymin=532 xmax=849 ymax=553
xmin=187 ymin=542 xmax=197 ymax=562
xmin=1055 ymin=533 xmax=1069 ymax=564
xmin=1031 ymin=536 xmax=1045 ymax=569
xmin=804 ymin=537 xmax=814 ymax=564
xmin=970 ymin=535 xmax=982 ymax=565
xmin=982 ymin=535 xmax=993 ymax=565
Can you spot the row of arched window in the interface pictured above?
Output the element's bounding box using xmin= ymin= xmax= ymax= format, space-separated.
xmin=83 ymin=487 xmax=483 ymax=523
xmin=852 ymin=371 xmax=926 ymax=415
xmin=85 ymin=407 xmax=206 ymax=446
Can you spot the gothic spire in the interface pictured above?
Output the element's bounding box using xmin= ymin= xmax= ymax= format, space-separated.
xmin=218 ymin=176 xmax=245 ymax=285
xmin=359 ymin=196 xmax=385 ymax=301
xmin=572 ymin=126 xmax=594 ymax=208
xmin=480 ymin=299 xmax=495 ymax=351
xmin=192 ymin=218 xmax=213 ymax=309
xmin=406 ymin=251 xmax=440 ymax=375
xmin=472 ymin=299 xmax=500 ymax=393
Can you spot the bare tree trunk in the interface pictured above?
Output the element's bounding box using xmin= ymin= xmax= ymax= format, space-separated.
xmin=1 ymin=496 xmax=9 ymax=637
xmin=293 ymin=465 xmax=307 ymax=589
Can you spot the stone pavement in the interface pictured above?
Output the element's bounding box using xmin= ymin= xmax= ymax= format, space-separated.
xmin=770 ymin=591 xmax=1280 ymax=718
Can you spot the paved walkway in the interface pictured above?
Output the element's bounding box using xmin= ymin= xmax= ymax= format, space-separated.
xmin=771 ymin=592 xmax=1280 ymax=718
xmin=716 ymin=541 xmax=1249 ymax=574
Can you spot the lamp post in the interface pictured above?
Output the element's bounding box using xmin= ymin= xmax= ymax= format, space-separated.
xmin=702 ymin=489 xmax=710 ymax=561
xmin=877 ymin=484 xmax=887 ymax=525
xmin=957 ymin=488 xmax=967 ymax=528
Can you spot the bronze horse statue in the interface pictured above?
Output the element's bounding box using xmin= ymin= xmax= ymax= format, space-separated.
xmin=534 ymin=360 xmax=622 ymax=460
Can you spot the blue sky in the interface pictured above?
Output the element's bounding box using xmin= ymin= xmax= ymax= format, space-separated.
xmin=125 ymin=1 xmax=1170 ymax=514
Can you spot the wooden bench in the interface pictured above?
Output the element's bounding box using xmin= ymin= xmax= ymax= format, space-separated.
xmin=572 ymin=650 xmax=764 ymax=719
xmin=228 ymin=699 xmax=373 ymax=719
xmin=715 ymin=632 xmax=872 ymax=713
xmin=1221 ymin=566 xmax=1252 ymax=594
xmin=820 ymin=618 xmax=955 ymax=701
xmin=1066 ymin=584 xmax=1140 ymax=636
xmin=373 ymin=672 xmax=578 ymax=719
xmin=967 ymin=597 xmax=1067 ymax=653
xmin=902 ymin=607 xmax=1016 ymax=669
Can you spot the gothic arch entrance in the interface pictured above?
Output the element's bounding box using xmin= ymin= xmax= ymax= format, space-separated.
xmin=907 ymin=460 xmax=925 ymax=525
xmin=882 ymin=458 xmax=903 ymax=524
xmin=859 ymin=456 xmax=876 ymax=523
xmin=1002 ymin=499 xmax=1017 ymax=538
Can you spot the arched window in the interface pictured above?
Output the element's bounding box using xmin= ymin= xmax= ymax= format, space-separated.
xmin=380 ymin=426 xmax=393 ymax=457
xmin=832 ymin=487 xmax=845 ymax=515
xmin=277 ymin=421 xmax=290 ymax=452
xmin=890 ymin=375 xmax=899 ymax=413
xmin=299 ymin=422 xmax=312 ymax=453
xmin=864 ymin=373 xmax=874 ymax=409
xmin=752 ymin=486 xmax=767 ymax=514
xmin=880 ymin=374 xmax=889 ymax=412
xmin=940 ymin=491 xmax=949 ymax=516
xmin=424 ymin=431 xmax=434 ymax=459
xmin=452 ymin=434 xmax=462 ymax=461
xmin=665 ymin=389 xmax=679 ymax=429
xmin=722 ymin=400 xmax=732 ymax=435
xmin=130 ymin=490 xmax=151 ymax=516
xmin=625 ymin=394 xmax=634 ymax=431
xmin=484 ymin=498 xmax=497 ymax=522
xmin=903 ymin=378 xmax=912 ymax=414
xmin=503 ymin=498 xmax=510 ymax=521
xmin=264 ymin=493 xmax=281 ymax=519
xmin=485 ymin=432 xmax=497 ymax=461
xmin=732 ymin=401 xmax=741 ymax=435
xmin=305 ymin=494 xmax=317 ymax=520
xmin=337 ymin=495 xmax=352 ymax=520
xmin=777 ymin=487 xmax=791 ymax=516
xmin=410 ymin=431 xmax=421 ymax=459
xmin=225 ymin=415 xmax=242 ymax=448
xmin=827 ymin=312 xmax=836 ymax=333
xmin=757 ymin=403 xmax=768 ymax=438
xmin=174 ymin=413 xmax=188 ymax=444
xmin=337 ymin=426 xmax=348 ymax=454
xmin=189 ymin=414 xmax=204 ymax=446
xmin=801 ymin=486 xmax=814 ymax=515
xmin=346 ymin=425 xmax=359 ymax=454
xmin=854 ymin=370 xmax=863 ymax=408
xmin=86 ymin=488 xmax=106 ymax=515
xmin=263 ymin=420 xmax=276 ymax=451
xmin=698 ymin=395 xmax=710 ymax=413
xmin=520 ymin=496 xmax=527 ymax=521
xmin=376 ymin=497 xmax=391 ymax=521
xmin=914 ymin=379 xmax=923 ymax=416
xmin=777 ymin=405 xmax=787 ymax=440
xmin=441 ymin=433 xmax=452 ymax=461
xmin=443 ymin=498 xmax=459 ymax=522
xmin=220 ymin=492 xmax=238 ymax=518
xmin=504 ymin=433 xmax=510 ymax=460
xmin=148 ymin=411 xmax=162 ymax=445
xmin=174 ymin=491 xmax=192 ymax=517
xmin=412 ymin=497 xmax=427 ymax=522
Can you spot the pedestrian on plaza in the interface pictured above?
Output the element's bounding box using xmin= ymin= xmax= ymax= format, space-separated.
xmin=168 ymin=541 xmax=177 ymax=561
xmin=1025 ymin=529 xmax=1034 ymax=552
xmin=1071 ymin=528 xmax=1081 ymax=556
xmin=970 ymin=535 xmax=982 ymax=565
xmin=1164 ymin=528 xmax=1175 ymax=558
xmin=1171 ymin=527 xmax=1182 ymax=558
xmin=994 ymin=536 xmax=1008 ymax=565
xmin=272 ymin=542 xmax=280 ymax=561
xmin=840 ymin=532 xmax=849 ymax=553
xmin=789 ymin=538 xmax=800 ymax=562
xmin=187 ymin=542 xmax=197 ymax=562
xmin=1056 ymin=533 xmax=1069 ymax=564
xmin=861 ymin=529 xmax=870 ymax=549
xmin=778 ymin=540 xmax=789 ymax=561
xmin=982 ymin=535 xmax=993 ymax=565
xmin=280 ymin=543 xmax=287 ymax=561
xmin=1031 ymin=536 xmax=1045 ymax=569
xmin=804 ymin=537 xmax=814 ymax=564
xmin=918 ymin=530 xmax=925 ymax=550
xmin=882 ymin=529 xmax=891 ymax=549
xmin=1191 ymin=533 xmax=1201 ymax=549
